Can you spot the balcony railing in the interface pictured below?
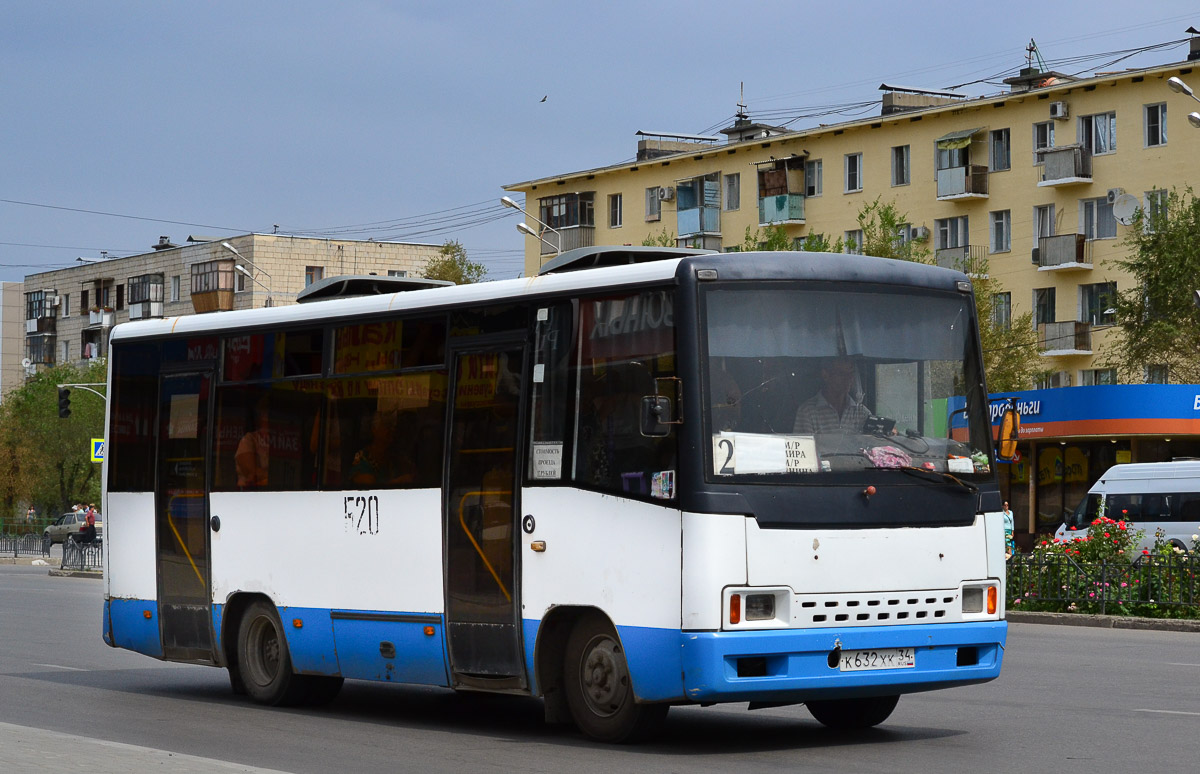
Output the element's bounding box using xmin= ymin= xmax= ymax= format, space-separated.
xmin=25 ymin=316 xmax=56 ymax=335
xmin=1039 ymin=321 xmax=1092 ymax=354
xmin=758 ymin=193 xmax=805 ymax=225
xmin=87 ymin=309 xmax=114 ymax=327
xmin=1035 ymin=234 xmax=1092 ymax=269
xmin=936 ymin=165 xmax=989 ymax=199
xmin=1037 ymin=145 xmax=1092 ymax=186
xmin=128 ymin=301 xmax=165 ymax=320
xmin=538 ymin=224 xmax=594 ymax=256
xmin=677 ymin=206 xmax=720 ymax=238
xmin=933 ymin=244 xmax=988 ymax=273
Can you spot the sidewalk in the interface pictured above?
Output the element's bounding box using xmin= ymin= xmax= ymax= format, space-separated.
xmin=1007 ymin=610 xmax=1200 ymax=633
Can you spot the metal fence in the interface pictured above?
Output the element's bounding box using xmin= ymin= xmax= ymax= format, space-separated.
xmin=0 ymin=532 xmax=49 ymax=558
xmin=61 ymin=538 xmax=103 ymax=572
xmin=1007 ymin=553 xmax=1199 ymax=615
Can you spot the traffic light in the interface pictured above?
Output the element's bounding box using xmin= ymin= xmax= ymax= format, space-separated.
xmin=57 ymin=387 xmax=71 ymax=419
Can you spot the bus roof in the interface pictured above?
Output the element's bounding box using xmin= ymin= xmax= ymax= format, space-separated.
xmin=109 ymin=251 xmax=969 ymax=343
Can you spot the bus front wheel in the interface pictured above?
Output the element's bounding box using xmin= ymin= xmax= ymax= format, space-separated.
xmin=806 ymin=694 xmax=899 ymax=729
xmin=562 ymin=613 xmax=668 ymax=743
xmin=236 ymin=600 xmax=311 ymax=706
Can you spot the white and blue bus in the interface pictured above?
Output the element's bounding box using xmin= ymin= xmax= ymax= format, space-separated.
xmin=102 ymin=247 xmax=1011 ymax=742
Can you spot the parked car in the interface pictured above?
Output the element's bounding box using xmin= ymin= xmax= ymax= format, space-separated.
xmin=43 ymin=511 xmax=103 ymax=544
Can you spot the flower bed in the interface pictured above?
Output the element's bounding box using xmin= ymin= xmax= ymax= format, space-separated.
xmin=1006 ymin=516 xmax=1200 ymax=619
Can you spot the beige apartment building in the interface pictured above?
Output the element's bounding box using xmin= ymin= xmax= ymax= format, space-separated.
xmin=504 ymin=49 xmax=1200 ymax=538
xmin=20 ymin=233 xmax=439 ymax=376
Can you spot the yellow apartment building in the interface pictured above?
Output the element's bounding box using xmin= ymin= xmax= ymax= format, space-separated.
xmin=505 ymin=55 xmax=1200 ymax=540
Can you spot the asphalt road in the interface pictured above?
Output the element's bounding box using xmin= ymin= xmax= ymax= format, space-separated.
xmin=1 ymin=564 xmax=1197 ymax=773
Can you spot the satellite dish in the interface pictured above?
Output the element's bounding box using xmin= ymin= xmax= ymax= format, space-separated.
xmin=1113 ymin=194 xmax=1139 ymax=226
xmin=21 ymin=358 xmax=31 ymax=369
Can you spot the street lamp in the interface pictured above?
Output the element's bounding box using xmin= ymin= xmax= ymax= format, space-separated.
xmin=500 ymin=196 xmax=563 ymax=257
xmin=1166 ymin=76 xmax=1200 ymax=129
xmin=221 ymin=241 xmax=274 ymax=306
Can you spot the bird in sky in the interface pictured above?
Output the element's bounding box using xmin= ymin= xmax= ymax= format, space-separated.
xmin=540 ymin=95 xmax=547 ymax=102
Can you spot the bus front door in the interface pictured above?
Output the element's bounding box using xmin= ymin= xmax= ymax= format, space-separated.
xmin=155 ymin=371 xmax=216 ymax=662
xmin=443 ymin=343 xmax=526 ymax=689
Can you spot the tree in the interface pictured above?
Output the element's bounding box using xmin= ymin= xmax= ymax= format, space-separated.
xmin=797 ymin=232 xmax=844 ymax=254
xmin=422 ymin=240 xmax=487 ymax=284
xmin=1 ymin=361 xmax=107 ymax=517
xmin=856 ymin=196 xmax=930 ymax=263
xmin=641 ymin=228 xmax=676 ymax=247
xmin=737 ymin=224 xmax=793 ymax=252
xmin=1104 ymin=186 xmax=1200 ymax=383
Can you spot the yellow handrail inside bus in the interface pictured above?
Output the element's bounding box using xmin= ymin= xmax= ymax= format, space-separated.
xmin=165 ymin=492 xmax=207 ymax=591
xmin=457 ymin=489 xmax=512 ymax=602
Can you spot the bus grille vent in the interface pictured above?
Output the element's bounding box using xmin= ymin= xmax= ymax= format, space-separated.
xmin=795 ymin=591 xmax=959 ymax=628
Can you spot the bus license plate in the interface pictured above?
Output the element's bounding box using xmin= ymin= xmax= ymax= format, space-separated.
xmin=839 ymin=647 xmax=915 ymax=672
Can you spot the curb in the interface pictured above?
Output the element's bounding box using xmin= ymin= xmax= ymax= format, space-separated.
xmin=1007 ymin=610 xmax=1200 ymax=633
xmin=48 ymin=568 xmax=102 ymax=579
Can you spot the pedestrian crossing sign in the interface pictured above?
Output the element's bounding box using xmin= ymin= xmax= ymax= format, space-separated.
xmin=91 ymin=438 xmax=105 ymax=463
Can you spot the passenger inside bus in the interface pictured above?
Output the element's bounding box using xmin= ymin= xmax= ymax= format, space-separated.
xmin=235 ymin=399 xmax=271 ymax=489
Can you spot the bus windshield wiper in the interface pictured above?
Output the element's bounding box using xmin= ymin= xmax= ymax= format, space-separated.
xmin=870 ymin=465 xmax=979 ymax=493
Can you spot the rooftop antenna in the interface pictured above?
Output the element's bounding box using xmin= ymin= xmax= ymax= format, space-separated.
xmin=735 ymin=81 xmax=748 ymax=123
xmin=1026 ymin=38 xmax=1048 ymax=72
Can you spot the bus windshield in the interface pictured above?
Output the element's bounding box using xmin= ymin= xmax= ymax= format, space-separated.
xmin=702 ymin=284 xmax=992 ymax=481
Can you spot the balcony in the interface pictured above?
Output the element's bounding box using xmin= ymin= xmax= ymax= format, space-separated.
xmin=538 ymin=224 xmax=594 ymax=257
xmin=128 ymin=301 xmax=165 ymax=320
xmin=1037 ymin=145 xmax=1092 ymax=187
xmin=87 ymin=309 xmax=114 ymax=327
xmin=1039 ymin=321 xmax=1092 ymax=356
xmin=934 ymin=244 xmax=988 ymax=274
xmin=677 ymin=205 xmax=720 ymax=238
xmin=936 ymin=165 xmax=989 ymax=200
xmin=1035 ymin=234 xmax=1093 ymax=271
xmin=25 ymin=315 xmax=56 ymax=335
xmin=758 ymin=193 xmax=805 ymax=225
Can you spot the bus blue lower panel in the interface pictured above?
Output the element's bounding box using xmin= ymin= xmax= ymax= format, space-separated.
xmin=681 ymin=621 xmax=1007 ymax=703
xmin=104 ymin=598 xmax=163 ymax=659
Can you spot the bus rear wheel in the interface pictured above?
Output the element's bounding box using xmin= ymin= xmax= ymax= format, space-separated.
xmin=562 ymin=613 xmax=668 ymax=743
xmin=806 ymin=694 xmax=899 ymax=729
xmin=236 ymin=600 xmax=311 ymax=706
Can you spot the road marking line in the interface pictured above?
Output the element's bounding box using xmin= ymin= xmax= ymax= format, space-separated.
xmin=31 ymin=663 xmax=86 ymax=671
xmin=1134 ymin=709 xmax=1200 ymax=717
xmin=1164 ymin=663 xmax=1200 ymax=667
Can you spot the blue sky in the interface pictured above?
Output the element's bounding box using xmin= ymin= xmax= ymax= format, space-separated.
xmin=3 ymin=1 xmax=1197 ymax=282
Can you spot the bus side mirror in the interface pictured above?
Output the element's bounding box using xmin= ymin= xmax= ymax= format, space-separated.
xmin=996 ymin=402 xmax=1020 ymax=461
xmin=640 ymin=395 xmax=673 ymax=437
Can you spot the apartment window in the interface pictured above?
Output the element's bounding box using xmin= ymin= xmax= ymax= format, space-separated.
xmin=805 ymin=159 xmax=823 ymax=196
xmin=992 ymin=292 xmax=1011 ymax=330
xmin=1034 ymin=287 xmax=1056 ymax=325
xmin=1079 ymin=111 xmax=1116 ymax=155
xmin=1144 ymin=189 xmax=1168 ymax=232
xmin=844 ymin=153 xmax=862 ymax=193
xmin=1146 ymin=364 xmax=1168 ymax=384
xmin=191 ymin=261 xmax=234 ymax=294
xmin=116 ymin=284 xmax=124 ymax=311
xmin=236 ymin=271 xmax=247 ymax=293
xmin=128 ymin=274 xmax=164 ymax=305
xmin=1144 ymin=103 xmax=1167 ymax=147
xmin=387 ymin=269 xmax=409 ymax=277
xmin=891 ymin=145 xmax=910 ymax=186
xmin=81 ymin=289 xmax=88 ymax=310
xmin=1081 ymin=282 xmax=1117 ymax=325
xmin=1033 ymin=204 xmax=1056 ymax=247
xmin=60 ymin=340 xmax=69 ymax=365
xmin=989 ymin=128 xmax=1011 ymax=171
xmin=1033 ymin=121 xmax=1055 ymax=163
xmin=1081 ymin=197 xmax=1117 ymax=240
xmin=608 ymin=193 xmax=623 ymax=228
xmin=723 ymin=173 xmax=740 ymax=211
xmin=645 ymin=187 xmax=661 ymax=221
xmin=989 ymin=210 xmax=1011 ymax=253
xmin=896 ymin=222 xmax=911 ymax=245
xmin=1080 ymin=368 xmax=1117 ymax=386
xmin=305 ymin=266 xmax=324 ymax=287
xmin=539 ymin=192 xmax=595 ymax=229
xmin=61 ymin=293 xmax=70 ymax=318
xmin=843 ymin=229 xmax=864 ymax=254
xmin=935 ymin=216 xmax=969 ymax=249
xmin=170 ymin=275 xmax=180 ymax=302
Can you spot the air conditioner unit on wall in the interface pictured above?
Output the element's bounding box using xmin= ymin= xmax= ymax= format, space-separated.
xmin=1049 ymin=101 xmax=1069 ymax=120
xmin=910 ymin=225 xmax=930 ymax=240
xmin=1106 ymin=187 xmax=1125 ymax=204
xmin=658 ymin=186 xmax=675 ymax=201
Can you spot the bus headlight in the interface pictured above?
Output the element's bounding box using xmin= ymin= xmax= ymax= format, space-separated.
xmin=745 ymin=594 xmax=776 ymax=621
xmin=962 ymin=583 xmax=998 ymax=615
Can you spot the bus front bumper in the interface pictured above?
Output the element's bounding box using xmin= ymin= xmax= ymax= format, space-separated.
xmin=680 ymin=620 xmax=1006 ymax=703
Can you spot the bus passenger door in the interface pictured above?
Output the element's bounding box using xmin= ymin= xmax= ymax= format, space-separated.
xmin=443 ymin=342 xmax=526 ymax=689
xmin=155 ymin=371 xmax=216 ymax=662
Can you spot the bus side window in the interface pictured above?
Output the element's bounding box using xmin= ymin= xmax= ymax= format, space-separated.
xmin=570 ymin=291 xmax=678 ymax=499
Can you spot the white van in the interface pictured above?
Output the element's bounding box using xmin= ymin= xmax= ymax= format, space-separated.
xmin=1056 ymin=461 xmax=1200 ymax=552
